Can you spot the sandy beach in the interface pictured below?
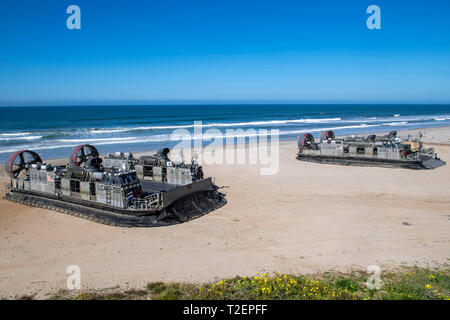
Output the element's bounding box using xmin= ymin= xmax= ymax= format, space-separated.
xmin=1 ymin=126 xmax=449 ymax=299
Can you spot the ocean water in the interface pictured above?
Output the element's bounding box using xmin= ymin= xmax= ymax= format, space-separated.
xmin=1 ymin=104 xmax=450 ymax=162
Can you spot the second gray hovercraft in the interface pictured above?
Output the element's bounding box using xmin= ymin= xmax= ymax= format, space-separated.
xmin=297 ymin=130 xmax=446 ymax=169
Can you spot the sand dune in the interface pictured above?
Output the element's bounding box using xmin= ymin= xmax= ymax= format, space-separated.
xmin=0 ymin=127 xmax=449 ymax=298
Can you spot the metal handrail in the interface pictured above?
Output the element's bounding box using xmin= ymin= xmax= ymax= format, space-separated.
xmin=130 ymin=193 xmax=160 ymax=210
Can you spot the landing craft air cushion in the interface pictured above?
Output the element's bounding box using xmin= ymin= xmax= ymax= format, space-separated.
xmin=297 ymin=130 xmax=446 ymax=169
xmin=4 ymin=145 xmax=226 ymax=227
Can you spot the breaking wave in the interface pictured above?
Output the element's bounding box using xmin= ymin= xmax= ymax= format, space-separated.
xmin=0 ymin=132 xmax=32 ymax=137
xmin=382 ymin=121 xmax=408 ymax=126
xmin=88 ymin=118 xmax=343 ymax=133
xmin=0 ymin=135 xmax=42 ymax=141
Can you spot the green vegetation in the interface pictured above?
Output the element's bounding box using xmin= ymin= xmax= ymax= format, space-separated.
xmin=38 ymin=266 xmax=450 ymax=300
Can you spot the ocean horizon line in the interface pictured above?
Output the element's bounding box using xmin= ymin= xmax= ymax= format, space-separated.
xmin=1 ymin=102 xmax=450 ymax=108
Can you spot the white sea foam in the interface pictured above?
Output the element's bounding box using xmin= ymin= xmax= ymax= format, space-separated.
xmin=0 ymin=132 xmax=31 ymax=137
xmin=346 ymin=115 xmax=450 ymax=124
xmin=280 ymin=124 xmax=380 ymax=136
xmin=382 ymin=121 xmax=408 ymax=126
xmin=0 ymin=135 xmax=42 ymax=141
xmin=56 ymin=136 xmax=140 ymax=143
xmin=87 ymin=116 xmax=423 ymax=132
xmin=87 ymin=118 xmax=343 ymax=133
xmin=0 ymin=123 xmax=379 ymax=154
xmin=89 ymin=128 xmax=131 ymax=134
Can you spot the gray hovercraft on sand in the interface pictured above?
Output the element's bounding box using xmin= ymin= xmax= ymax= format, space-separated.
xmin=297 ymin=130 xmax=446 ymax=169
xmin=4 ymin=145 xmax=226 ymax=227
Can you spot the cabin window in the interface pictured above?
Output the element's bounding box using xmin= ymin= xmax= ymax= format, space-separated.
xmin=89 ymin=183 xmax=96 ymax=196
xmin=38 ymin=172 xmax=47 ymax=183
xmin=130 ymin=173 xmax=138 ymax=183
xmin=70 ymin=180 xmax=80 ymax=193
xmin=343 ymin=146 xmax=349 ymax=153
xmin=373 ymin=147 xmax=378 ymax=155
xmin=357 ymin=147 xmax=365 ymax=154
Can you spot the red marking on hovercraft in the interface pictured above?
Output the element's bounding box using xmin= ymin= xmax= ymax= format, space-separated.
xmin=73 ymin=145 xmax=84 ymax=166
xmin=301 ymin=134 xmax=308 ymax=148
xmin=8 ymin=150 xmax=25 ymax=177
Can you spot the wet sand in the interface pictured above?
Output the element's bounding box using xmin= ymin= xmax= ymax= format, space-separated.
xmin=0 ymin=126 xmax=449 ymax=298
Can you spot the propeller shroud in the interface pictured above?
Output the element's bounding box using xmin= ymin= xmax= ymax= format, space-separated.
xmin=71 ymin=144 xmax=99 ymax=167
xmin=5 ymin=150 xmax=42 ymax=178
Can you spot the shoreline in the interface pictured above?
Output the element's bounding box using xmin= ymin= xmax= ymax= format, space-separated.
xmin=1 ymin=125 xmax=449 ymax=169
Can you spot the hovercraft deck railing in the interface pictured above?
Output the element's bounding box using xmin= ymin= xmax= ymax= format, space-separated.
xmin=130 ymin=193 xmax=160 ymax=210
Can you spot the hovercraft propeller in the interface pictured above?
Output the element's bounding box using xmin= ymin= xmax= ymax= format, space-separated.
xmin=322 ymin=130 xmax=335 ymax=141
xmin=71 ymin=144 xmax=99 ymax=167
xmin=299 ymin=133 xmax=314 ymax=149
xmin=6 ymin=150 xmax=42 ymax=178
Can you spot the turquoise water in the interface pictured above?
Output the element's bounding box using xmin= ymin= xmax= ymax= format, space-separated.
xmin=1 ymin=104 xmax=450 ymax=162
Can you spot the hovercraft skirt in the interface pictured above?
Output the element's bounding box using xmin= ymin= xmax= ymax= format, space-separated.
xmin=6 ymin=190 xmax=226 ymax=227
xmin=296 ymin=154 xmax=426 ymax=169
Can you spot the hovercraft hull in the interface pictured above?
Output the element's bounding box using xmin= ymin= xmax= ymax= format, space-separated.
xmin=6 ymin=188 xmax=226 ymax=227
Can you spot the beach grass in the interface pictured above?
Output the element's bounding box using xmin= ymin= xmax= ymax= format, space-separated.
xmin=42 ymin=266 xmax=450 ymax=300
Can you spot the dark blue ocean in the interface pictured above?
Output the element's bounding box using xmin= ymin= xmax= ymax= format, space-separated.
xmin=1 ymin=104 xmax=450 ymax=162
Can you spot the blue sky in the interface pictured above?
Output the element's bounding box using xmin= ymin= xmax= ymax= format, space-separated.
xmin=0 ymin=0 xmax=449 ymax=105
